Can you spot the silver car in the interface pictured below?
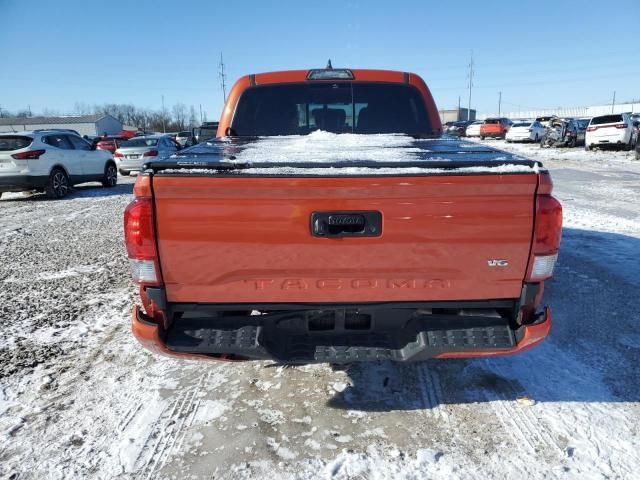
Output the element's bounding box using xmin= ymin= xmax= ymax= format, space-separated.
xmin=114 ymin=135 xmax=177 ymax=175
xmin=175 ymin=131 xmax=195 ymax=147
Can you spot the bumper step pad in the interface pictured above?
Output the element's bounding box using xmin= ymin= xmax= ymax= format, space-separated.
xmin=165 ymin=315 xmax=517 ymax=362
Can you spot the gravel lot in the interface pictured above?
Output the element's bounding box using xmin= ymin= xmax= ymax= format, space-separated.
xmin=1 ymin=142 xmax=639 ymax=479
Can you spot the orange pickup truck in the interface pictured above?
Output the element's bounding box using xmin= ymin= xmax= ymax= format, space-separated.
xmin=125 ymin=67 xmax=562 ymax=363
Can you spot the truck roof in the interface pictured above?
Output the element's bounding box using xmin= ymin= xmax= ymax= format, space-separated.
xmin=246 ymin=69 xmax=413 ymax=85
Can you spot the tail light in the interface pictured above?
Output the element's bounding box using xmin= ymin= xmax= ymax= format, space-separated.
xmin=526 ymin=175 xmax=563 ymax=282
xmin=587 ymin=126 xmax=597 ymax=132
xmin=124 ymin=181 xmax=162 ymax=286
xmin=114 ymin=151 xmax=124 ymax=158
xmin=614 ymin=124 xmax=627 ymax=129
xmin=143 ymin=150 xmax=158 ymax=157
xmin=11 ymin=149 xmax=46 ymax=160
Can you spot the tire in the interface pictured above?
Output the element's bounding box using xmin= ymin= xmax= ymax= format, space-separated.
xmin=626 ymin=138 xmax=634 ymax=151
xmin=119 ymin=169 xmax=130 ymax=176
xmin=567 ymin=137 xmax=576 ymax=148
xmin=45 ymin=168 xmax=70 ymax=199
xmin=636 ymin=150 xmax=640 ymax=160
xmin=102 ymin=163 xmax=117 ymax=188
xmin=480 ymin=136 xmax=485 ymax=140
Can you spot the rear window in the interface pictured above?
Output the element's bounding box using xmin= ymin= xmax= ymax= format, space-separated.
xmin=591 ymin=114 xmax=623 ymax=125
xmin=513 ymin=122 xmax=531 ymax=127
xmin=484 ymin=119 xmax=500 ymax=124
xmin=231 ymin=82 xmax=432 ymax=137
xmin=0 ymin=135 xmax=33 ymax=151
xmin=177 ymin=131 xmax=191 ymax=137
xmin=121 ymin=138 xmax=158 ymax=147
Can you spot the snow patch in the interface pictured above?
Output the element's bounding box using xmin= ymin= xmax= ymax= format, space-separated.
xmin=192 ymin=400 xmax=230 ymax=425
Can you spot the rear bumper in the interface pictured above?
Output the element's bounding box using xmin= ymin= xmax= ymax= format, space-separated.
xmin=586 ymin=132 xmax=628 ymax=145
xmin=116 ymin=158 xmax=145 ymax=171
xmin=131 ymin=303 xmax=552 ymax=363
xmin=480 ymin=131 xmax=506 ymax=138
xmin=506 ymin=133 xmax=533 ymax=141
xmin=0 ymin=175 xmax=48 ymax=192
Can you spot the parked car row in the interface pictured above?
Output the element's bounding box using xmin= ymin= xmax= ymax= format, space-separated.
xmin=446 ymin=113 xmax=640 ymax=151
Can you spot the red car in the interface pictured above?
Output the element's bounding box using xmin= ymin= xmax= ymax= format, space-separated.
xmin=480 ymin=118 xmax=511 ymax=140
xmin=95 ymin=136 xmax=129 ymax=154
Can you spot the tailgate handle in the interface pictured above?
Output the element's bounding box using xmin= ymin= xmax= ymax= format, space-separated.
xmin=311 ymin=211 xmax=382 ymax=237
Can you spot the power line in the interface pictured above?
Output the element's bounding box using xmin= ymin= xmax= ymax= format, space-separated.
xmin=218 ymin=52 xmax=227 ymax=103
xmin=611 ymin=91 xmax=616 ymax=113
xmin=467 ymin=50 xmax=474 ymax=121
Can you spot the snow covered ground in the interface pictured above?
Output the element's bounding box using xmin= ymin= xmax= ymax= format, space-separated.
xmin=1 ymin=142 xmax=639 ymax=479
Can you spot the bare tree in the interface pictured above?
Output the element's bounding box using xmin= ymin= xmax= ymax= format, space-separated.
xmin=172 ymin=104 xmax=187 ymax=131
xmin=189 ymin=105 xmax=197 ymax=129
xmin=73 ymin=102 xmax=91 ymax=115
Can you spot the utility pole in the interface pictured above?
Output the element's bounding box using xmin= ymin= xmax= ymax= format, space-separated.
xmin=199 ymin=104 xmax=203 ymax=124
xmin=498 ymin=91 xmax=502 ymax=116
xmin=218 ymin=52 xmax=227 ymax=103
xmin=161 ymin=95 xmax=166 ymax=133
xmin=467 ymin=51 xmax=474 ymax=121
xmin=611 ymin=91 xmax=616 ymax=113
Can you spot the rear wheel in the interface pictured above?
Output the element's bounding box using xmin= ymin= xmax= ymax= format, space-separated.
xmin=45 ymin=168 xmax=70 ymax=199
xmin=480 ymin=136 xmax=485 ymax=140
xmin=567 ymin=137 xmax=576 ymax=148
xmin=102 ymin=163 xmax=117 ymax=188
xmin=626 ymin=137 xmax=634 ymax=151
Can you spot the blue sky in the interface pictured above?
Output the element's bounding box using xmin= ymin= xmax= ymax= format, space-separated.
xmin=1 ymin=0 xmax=638 ymax=119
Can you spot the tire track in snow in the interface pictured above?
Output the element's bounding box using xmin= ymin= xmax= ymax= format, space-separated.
xmin=483 ymin=361 xmax=564 ymax=456
xmin=132 ymin=372 xmax=207 ymax=479
xmin=417 ymin=363 xmax=449 ymax=422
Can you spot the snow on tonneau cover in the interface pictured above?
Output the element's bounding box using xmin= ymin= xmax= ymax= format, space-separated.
xmin=158 ymin=131 xmax=539 ymax=175
xmin=146 ymin=133 xmax=541 ymax=304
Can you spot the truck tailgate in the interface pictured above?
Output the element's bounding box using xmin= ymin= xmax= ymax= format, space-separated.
xmin=152 ymin=174 xmax=537 ymax=303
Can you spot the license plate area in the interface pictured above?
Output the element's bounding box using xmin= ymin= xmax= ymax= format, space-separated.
xmin=311 ymin=211 xmax=382 ymax=238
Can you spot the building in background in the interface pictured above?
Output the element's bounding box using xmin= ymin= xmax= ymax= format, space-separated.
xmin=478 ymin=102 xmax=640 ymax=120
xmin=0 ymin=114 xmax=122 ymax=136
xmin=439 ymin=108 xmax=476 ymax=123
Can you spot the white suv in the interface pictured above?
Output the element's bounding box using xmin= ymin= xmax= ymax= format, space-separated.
xmin=0 ymin=130 xmax=117 ymax=199
xmin=585 ymin=113 xmax=636 ymax=151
